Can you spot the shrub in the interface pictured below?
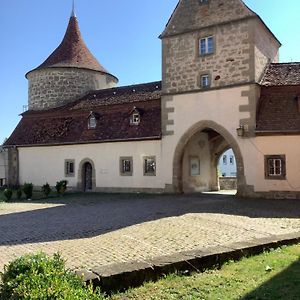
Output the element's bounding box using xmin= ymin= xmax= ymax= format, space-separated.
xmin=16 ymin=188 xmax=23 ymax=200
xmin=0 ymin=252 xmax=104 ymax=300
xmin=56 ymin=180 xmax=68 ymax=196
xmin=3 ymin=189 xmax=13 ymax=202
xmin=41 ymin=183 xmax=51 ymax=198
xmin=23 ymin=183 xmax=33 ymax=200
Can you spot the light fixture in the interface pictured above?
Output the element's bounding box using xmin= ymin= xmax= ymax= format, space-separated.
xmin=236 ymin=125 xmax=245 ymax=137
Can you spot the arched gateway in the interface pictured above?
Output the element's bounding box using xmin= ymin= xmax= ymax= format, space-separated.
xmin=172 ymin=120 xmax=246 ymax=195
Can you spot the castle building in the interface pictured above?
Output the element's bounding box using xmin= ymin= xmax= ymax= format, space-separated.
xmin=4 ymin=0 xmax=300 ymax=198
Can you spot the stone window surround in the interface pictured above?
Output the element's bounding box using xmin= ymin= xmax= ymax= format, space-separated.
xmin=264 ymin=155 xmax=286 ymax=180
xmin=198 ymin=35 xmax=215 ymax=56
xmin=143 ymin=156 xmax=156 ymax=176
xmin=198 ymin=72 xmax=211 ymax=88
xmin=120 ymin=156 xmax=133 ymax=176
xmin=199 ymin=0 xmax=209 ymax=4
xmin=65 ymin=159 xmax=75 ymax=177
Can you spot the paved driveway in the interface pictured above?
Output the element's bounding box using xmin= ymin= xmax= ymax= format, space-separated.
xmin=0 ymin=193 xmax=300 ymax=272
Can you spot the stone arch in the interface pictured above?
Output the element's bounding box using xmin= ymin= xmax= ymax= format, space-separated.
xmin=77 ymin=158 xmax=96 ymax=192
xmin=173 ymin=120 xmax=246 ymax=195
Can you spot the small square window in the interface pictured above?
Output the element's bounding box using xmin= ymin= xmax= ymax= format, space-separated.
xmin=199 ymin=36 xmax=214 ymax=56
xmin=120 ymin=157 xmax=133 ymax=176
xmin=200 ymin=74 xmax=210 ymax=88
xmin=265 ymin=155 xmax=286 ymax=180
xmin=65 ymin=159 xmax=75 ymax=177
xmin=144 ymin=156 xmax=156 ymax=176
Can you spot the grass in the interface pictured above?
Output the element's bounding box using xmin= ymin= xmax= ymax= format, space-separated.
xmin=110 ymin=243 xmax=300 ymax=300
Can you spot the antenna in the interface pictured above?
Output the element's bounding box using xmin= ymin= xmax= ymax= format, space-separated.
xmin=71 ymin=0 xmax=76 ymax=17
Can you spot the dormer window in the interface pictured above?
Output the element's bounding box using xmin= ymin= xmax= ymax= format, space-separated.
xmin=130 ymin=107 xmax=141 ymax=126
xmin=199 ymin=0 xmax=209 ymax=4
xmin=88 ymin=112 xmax=97 ymax=129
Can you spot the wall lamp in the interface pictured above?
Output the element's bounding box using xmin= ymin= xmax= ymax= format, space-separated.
xmin=236 ymin=125 xmax=245 ymax=137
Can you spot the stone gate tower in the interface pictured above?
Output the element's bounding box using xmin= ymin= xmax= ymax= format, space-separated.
xmin=26 ymin=9 xmax=118 ymax=110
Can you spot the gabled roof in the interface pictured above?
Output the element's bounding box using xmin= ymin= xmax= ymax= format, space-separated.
xmin=261 ymin=63 xmax=300 ymax=86
xmin=160 ymin=0 xmax=256 ymax=38
xmin=4 ymin=82 xmax=162 ymax=147
xmin=26 ymin=16 xmax=114 ymax=77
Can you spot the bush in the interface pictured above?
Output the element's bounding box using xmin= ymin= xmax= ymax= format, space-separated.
xmin=0 ymin=253 xmax=104 ymax=300
xmin=3 ymin=189 xmax=13 ymax=202
xmin=56 ymin=180 xmax=68 ymax=196
xmin=16 ymin=188 xmax=22 ymax=200
xmin=41 ymin=183 xmax=51 ymax=198
xmin=23 ymin=183 xmax=33 ymax=200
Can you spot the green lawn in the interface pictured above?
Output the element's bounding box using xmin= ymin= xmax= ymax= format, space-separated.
xmin=110 ymin=244 xmax=300 ymax=300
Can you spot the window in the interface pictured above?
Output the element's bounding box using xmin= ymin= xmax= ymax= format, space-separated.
xmin=144 ymin=156 xmax=156 ymax=176
xmin=130 ymin=113 xmax=140 ymax=125
xmin=230 ymin=155 xmax=234 ymax=165
xmin=265 ymin=155 xmax=286 ymax=180
xmin=199 ymin=0 xmax=209 ymax=4
xmin=120 ymin=157 xmax=133 ymax=176
xmin=88 ymin=113 xmax=97 ymax=129
xmin=223 ymin=155 xmax=227 ymax=165
xmin=200 ymin=74 xmax=210 ymax=88
xmin=65 ymin=159 xmax=75 ymax=177
xmin=190 ymin=157 xmax=200 ymax=176
xmin=199 ymin=36 xmax=214 ymax=55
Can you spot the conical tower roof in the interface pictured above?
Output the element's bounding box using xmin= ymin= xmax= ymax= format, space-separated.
xmin=28 ymin=14 xmax=115 ymax=78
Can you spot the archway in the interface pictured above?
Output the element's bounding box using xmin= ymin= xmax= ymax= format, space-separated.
xmin=173 ymin=120 xmax=245 ymax=194
xmin=77 ymin=158 xmax=96 ymax=192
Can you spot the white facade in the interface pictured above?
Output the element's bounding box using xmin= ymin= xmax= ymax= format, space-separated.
xmin=218 ymin=149 xmax=237 ymax=177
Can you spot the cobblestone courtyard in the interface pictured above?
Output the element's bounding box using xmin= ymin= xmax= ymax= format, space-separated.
xmin=1 ymin=193 xmax=300 ymax=272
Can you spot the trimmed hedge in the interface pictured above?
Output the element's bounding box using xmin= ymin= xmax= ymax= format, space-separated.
xmin=0 ymin=252 xmax=104 ymax=300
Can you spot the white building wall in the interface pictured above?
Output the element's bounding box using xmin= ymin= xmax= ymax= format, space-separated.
xmin=218 ymin=149 xmax=237 ymax=177
xmin=18 ymin=140 xmax=164 ymax=190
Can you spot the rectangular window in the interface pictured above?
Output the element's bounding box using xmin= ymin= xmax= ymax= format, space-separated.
xmin=265 ymin=155 xmax=286 ymax=180
xmin=130 ymin=113 xmax=140 ymax=125
xmin=144 ymin=156 xmax=156 ymax=176
xmin=190 ymin=157 xmax=200 ymax=176
xmin=223 ymin=155 xmax=227 ymax=165
xmin=199 ymin=36 xmax=214 ymax=55
xmin=200 ymin=74 xmax=210 ymax=88
xmin=230 ymin=155 xmax=234 ymax=165
xmin=65 ymin=159 xmax=75 ymax=177
xmin=120 ymin=157 xmax=133 ymax=176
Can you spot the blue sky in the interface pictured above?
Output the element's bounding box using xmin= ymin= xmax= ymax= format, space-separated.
xmin=1 ymin=0 xmax=300 ymax=144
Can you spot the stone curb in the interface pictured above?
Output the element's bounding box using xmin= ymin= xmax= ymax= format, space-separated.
xmin=75 ymin=232 xmax=300 ymax=294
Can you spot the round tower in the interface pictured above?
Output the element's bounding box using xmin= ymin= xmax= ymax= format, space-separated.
xmin=26 ymin=9 xmax=118 ymax=110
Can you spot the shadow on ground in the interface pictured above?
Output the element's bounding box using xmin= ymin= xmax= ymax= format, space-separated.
xmin=1 ymin=193 xmax=300 ymax=246
xmin=242 ymin=258 xmax=300 ymax=300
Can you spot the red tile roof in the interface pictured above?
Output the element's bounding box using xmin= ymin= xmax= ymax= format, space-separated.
xmin=261 ymin=63 xmax=300 ymax=86
xmin=27 ymin=16 xmax=115 ymax=78
xmin=256 ymin=85 xmax=300 ymax=134
xmin=5 ymin=82 xmax=162 ymax=147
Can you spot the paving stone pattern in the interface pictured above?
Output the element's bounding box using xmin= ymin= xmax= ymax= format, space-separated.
xmin=0 ymin=193 xmax=300 ymax=272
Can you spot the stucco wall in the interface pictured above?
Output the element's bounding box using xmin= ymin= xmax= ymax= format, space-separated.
xmin=18 ymin=140 xmax=164 ymax=190
xmin=253 ymin=19 xmax=280 ymax=82
xmin=27 ymin=68 xmax=117 ymax=110
xmin=182 ymin=132 xmax=211 ymax=192
xmin=0 ymin=149 xmax=7 ymax=180
xmin=243 ymin=136 xmax=300 ymax=192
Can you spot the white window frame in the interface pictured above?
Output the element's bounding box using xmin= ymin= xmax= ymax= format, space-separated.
xmin=199 ymin=36 xmax=214 ymax=56
xmin=265 ymin=155 xmax=286 ymax=180
xmin=65 ymin=159 xmax=75 ymax=177
xmin=130 ymin=112 xmax=140 ymax=125
xmin=200 ymin=74 xmax=210 ymax=88
xmin=120 ymin=157 xmax=133 ymax=176
xmin=88 ymin=115 xmax=97 ymax=129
